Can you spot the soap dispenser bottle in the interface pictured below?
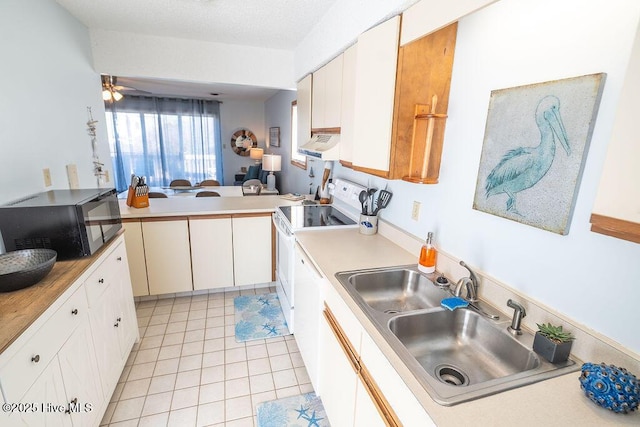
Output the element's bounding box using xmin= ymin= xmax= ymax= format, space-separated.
xmin=419 ymin=232 xmax=437 ymax=273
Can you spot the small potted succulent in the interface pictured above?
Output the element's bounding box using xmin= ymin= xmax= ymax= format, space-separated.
xmin=533 ymin=322 xmax=575 ymax=364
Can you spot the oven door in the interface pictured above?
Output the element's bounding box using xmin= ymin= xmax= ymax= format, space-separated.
xmin=273 ymin=212 xmax=295 ymax=333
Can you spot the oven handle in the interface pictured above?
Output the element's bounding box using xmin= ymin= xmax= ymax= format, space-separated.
xmin=272 ymin=213 xmax=294 ymax=240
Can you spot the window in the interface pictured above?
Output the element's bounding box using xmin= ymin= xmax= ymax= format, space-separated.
xmin=290 ymin=100 xmax=307 ymax=169
xmin=105 ymin=96 xmax=223 ymax=192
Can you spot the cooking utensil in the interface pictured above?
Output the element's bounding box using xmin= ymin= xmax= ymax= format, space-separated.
xmin=373 ymin=190 xmax=392 ymax=215
xmin=367 ymin=188 xmax=377 ymax=214
xmin=359 ymin=190 xmax=368 ymax=215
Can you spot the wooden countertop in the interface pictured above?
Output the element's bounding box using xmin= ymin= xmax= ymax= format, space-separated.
xmin=0 ymin=233 xmax=122 ymax=354
xmin=295 ymin=228 xmax=640 ymax=426
xmin=119 ymin=195 xmax=300 ymax=219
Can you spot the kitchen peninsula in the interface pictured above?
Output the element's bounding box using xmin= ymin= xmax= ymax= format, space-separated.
xmin=118 ymin=195 xmax=300 ymax=296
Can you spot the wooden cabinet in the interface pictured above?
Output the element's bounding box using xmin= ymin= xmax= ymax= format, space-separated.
xmin=190 ymin=215 xmax=235 ymax=290
xmin=122 ymin=220 xmax=149 ymax=296
xmin=312 ymin=54 xmax=344 ymax=131
xmin=142 ymin=217 xmax=193 ymax=294
xmin=389 ymin=22 xmax=457 ymax=183
xmin=339 ymin=43 xmax=358 ymax=167
xmin=591 ymin=22 xmax=640 ymax=244
xmin=232 ymin=213 xmax=273 ymax=286
xmin=297 ymin=74 xmax=312 ymax=152
xmin=351 ymin=15 xmax=401 ymax=175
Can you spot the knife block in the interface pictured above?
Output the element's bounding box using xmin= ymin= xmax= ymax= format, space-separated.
xmin=126 ymin=186 xmax=149 ymax=208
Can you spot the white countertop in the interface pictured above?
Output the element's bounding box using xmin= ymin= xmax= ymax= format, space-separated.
xmin=119 ymin=194 xmax=299 ymax=219
xmin=294 ymin=228 xmax=640 ymax=426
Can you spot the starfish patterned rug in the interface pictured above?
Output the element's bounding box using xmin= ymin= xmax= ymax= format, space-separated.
xmin=234 ymin=293 xmax=291 ymax=342
xmin=256 ymin=392 xmax=330 ymax=427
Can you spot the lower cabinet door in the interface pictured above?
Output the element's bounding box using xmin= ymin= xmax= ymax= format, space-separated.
xmin=318 ymin=311 xmax=358 ymax=426
xmin=89 ymin=287 xmax=121 ymax=397
xmin=58 ymin=322 xmax=104 ymax=427
xmin=354 ymin=376 xmax=386 ymax=427
xmin=9 ymin=358 xmax=72 ymax=427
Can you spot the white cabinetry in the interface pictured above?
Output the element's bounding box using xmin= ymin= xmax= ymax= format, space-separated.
xmin=352 ymin=15 xmax=401 ymax=174
xmin=190 ymin=215 xmax=234 ymax=290
xmin=87 ymin=239 xmax=138 ymax=398
xmin=297 ymin=74 xmax=313 ymax=152
xmin=122 ymin=220 xmax=149 ymax=296
xmin=142 ymin=218 xmax=193 ymax=294
xmin=312 ymin=54 xmax=344 ymax=130
xmin=0 ymin=235 xmax=138 ymax=427
xmin=232 ymin=214 xmax=273 ymax=286
xmin=293 ymin=243 xmax=323 ymax=390
xmin=339 ymin=43 xmax=358 ymax=166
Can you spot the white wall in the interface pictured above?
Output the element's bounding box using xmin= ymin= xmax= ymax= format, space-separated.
xmin=219 ymin=100 xmax=266 ymax=185
xmin=307 ymin=0 xmax=640 ymax=354
xmin=0 ymin=0 xmax=110 ymax=205
xmin=91 ymin=29 xmax=296 ymax=90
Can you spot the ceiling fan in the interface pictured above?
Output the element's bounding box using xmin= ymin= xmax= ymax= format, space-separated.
xmin=101 ymin=75 xmax=149 ymax=102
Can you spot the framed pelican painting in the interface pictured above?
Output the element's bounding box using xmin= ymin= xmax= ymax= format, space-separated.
xmin=473 ymin=73 xmax=606 ymax=235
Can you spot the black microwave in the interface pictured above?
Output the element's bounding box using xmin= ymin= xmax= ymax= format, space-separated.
xmin=0 ymin=188 xmax=122 ymax=260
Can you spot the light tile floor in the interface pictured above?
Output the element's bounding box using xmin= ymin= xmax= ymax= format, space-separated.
xmin=100 ymin=287 xmax=313 ymax=427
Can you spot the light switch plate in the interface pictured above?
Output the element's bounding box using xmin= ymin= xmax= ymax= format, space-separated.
xmin=66 ymin=164 xmax=79 ymax=189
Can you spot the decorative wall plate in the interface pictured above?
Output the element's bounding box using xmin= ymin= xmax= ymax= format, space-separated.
xmin=231 ymin=129 xmax=257 ymax=156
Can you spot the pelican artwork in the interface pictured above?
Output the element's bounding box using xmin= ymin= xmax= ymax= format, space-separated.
xmin=484 ymin=95 xmax=570 ymax=215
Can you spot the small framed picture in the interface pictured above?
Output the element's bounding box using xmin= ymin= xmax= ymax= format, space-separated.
xmin=269 ymin=127 xmax=280 ymax=147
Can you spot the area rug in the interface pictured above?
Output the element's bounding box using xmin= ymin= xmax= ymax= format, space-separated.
xmin=234 ymin=293 xmax=291 ymax=342
xmin=256 ymin=392 xmax=330 ymax=427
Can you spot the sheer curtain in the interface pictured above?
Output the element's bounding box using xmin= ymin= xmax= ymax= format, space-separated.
xmin=106 ymin=96 xmax=224 ymax=192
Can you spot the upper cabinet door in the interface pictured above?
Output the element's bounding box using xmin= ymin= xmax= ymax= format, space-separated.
xmin=297 ymin=74 xmax=312 ymax=151
xmin=352 ymin=16 xmax=401 ymax=175
xmin=591 ymin=22 xmax=640 ymax=244
xmin=312 ymin=54 xmax=344 ymax=131
xmin=339 ymin=43 xmax=358 ymax=167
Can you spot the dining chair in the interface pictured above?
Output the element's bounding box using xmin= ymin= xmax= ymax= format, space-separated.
xmin=199 ymin=179 xmax=221 ymax=186
xmin=169 ymin=179 xmax=192 ymax=187
xmin=148 ymin=192 xmax=168 ymax=198
xmin=195 ymin=191 xmax=221 ymax=197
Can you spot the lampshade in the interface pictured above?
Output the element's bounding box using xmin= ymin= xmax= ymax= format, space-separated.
xmin=262 ymin=154 xmax=282 ymax=172
xmin=249 ymin=147 xmax=264 ymax=162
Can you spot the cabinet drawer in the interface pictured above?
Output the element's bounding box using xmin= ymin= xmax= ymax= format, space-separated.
xmin=85 ymin=242 xmax=127 ymax=306
xmin=0 ymin=286 xmax=88 ymax=403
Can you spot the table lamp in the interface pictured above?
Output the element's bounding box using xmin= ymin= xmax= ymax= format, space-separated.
xmin=249 ymin=147 xmax=264 ymax=164
xmin=262 ymin=154 xmax=282 ymax=191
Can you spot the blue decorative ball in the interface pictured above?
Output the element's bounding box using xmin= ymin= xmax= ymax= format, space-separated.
xmin=579 ymin=362 xmax=639 ymax=414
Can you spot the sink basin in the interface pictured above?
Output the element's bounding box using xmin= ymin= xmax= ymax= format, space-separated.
xmin=335 ymin=267 xmax=448 ymax=313
xmin=388 ymin=309 xmax=539 ymax=386
xmin=334 ymin=265 xmax=580 ymax=405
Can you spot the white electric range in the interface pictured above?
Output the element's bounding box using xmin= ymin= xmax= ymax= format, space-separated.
xmin=272 ymin=179 xmax=366 ymax=332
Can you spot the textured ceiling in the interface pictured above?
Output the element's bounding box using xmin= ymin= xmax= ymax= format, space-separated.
xmin=56 ymin=0 xmax=338 ymax=50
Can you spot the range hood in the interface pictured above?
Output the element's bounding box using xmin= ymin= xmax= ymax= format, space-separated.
xmin=298 ymin=133 xmax=340 ymax=160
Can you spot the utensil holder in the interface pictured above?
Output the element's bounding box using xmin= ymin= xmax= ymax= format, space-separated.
xmin=359 ymin=214 xmax=378 ymax=235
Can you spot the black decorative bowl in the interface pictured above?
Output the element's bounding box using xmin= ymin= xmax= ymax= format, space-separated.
xmin=0 ymin=249 xmax=57 ymax=292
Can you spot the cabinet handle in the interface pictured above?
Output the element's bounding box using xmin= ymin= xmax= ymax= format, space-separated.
xmin=98 ymin=278 xmax=104 ymax=284
xmin=117 ymin=317 xmax=122 ymax=322
xmin=114 ymin=321 xmax=119 ymax=327
xmin=117 ymin=256 xmax=122 ymax=261
xmin=31 ymin=355 xmax=40 ymax=363
xmin=71 ymin=309 xmax=78 ymax=315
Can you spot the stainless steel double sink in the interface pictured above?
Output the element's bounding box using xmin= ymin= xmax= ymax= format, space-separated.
xmin=335 ymin=265 xmax=579 ymax=406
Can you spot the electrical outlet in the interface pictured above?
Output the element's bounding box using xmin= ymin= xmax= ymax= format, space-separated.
xmin=412 ymin=201 xmax=421 ymax=221
xmin=104 ymin=170 xmax=110 ymax=182
xmin=42 ymin=168 xmax=52 ymax=187
xmin=66 ymin=164 xmax=79 ymax=189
